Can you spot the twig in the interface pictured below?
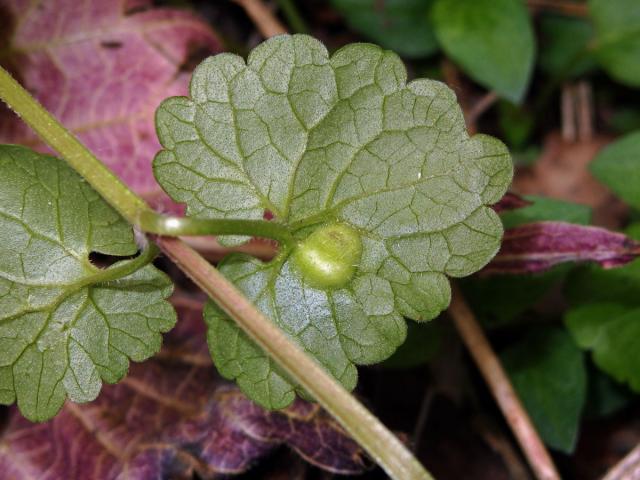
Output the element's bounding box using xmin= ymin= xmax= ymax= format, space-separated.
xmin=412 ymin=386 xmax=436 ymax=453
xmin=576 ymin=81 xmax=594 ymax=142
xmin=527 ymin=0 xmax=588 ymax=16
xmin=602 ymin=444 xmax=640 ymax=480
xmin=474 ymin=416 xmax=533 ymax=480
xmin=234 ymin=0 xmax=287 ymax=38
xmin=561 ymin=84 xmax=577 ymax=142
xmin=183 ymin=236 xmax=277 ymax=261
xmin=465 ymin=91 xmax=499 ymax=131
xmin=447 ymin=284 xmax=561 ymax=480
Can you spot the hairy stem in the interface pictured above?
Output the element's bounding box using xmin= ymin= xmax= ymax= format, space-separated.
xmin=448 ymin=284 xmax=561 ymax=480
xmin=0 ymin=63 xmax=434 ymax=480
xmin=156 ymin=236 xmax=434 ymax=480
xmin=0 ymin=67 xmax=148 ymax=223
xmin=138 ymin=211 xmax=296 ymax=247
xmin=0 ymin=66 xmax=294 ymax=246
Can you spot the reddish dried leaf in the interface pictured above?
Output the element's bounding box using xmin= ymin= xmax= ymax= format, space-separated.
xmin=0 ymin=298 xmax=369 ymax=479
xmin=491 ymin=192 xmax=532 ymax=213
xmin=0 ymin=0 xmax=222 ymax=210
xmin=484 ymin=222 xmax=640 ymax=274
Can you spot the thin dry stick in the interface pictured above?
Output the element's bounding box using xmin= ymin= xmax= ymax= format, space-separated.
xmin=447 ymin=284 xmax=561 ymax=480
xmin=576 ymin=81 xmax=594 ymax=142
xmin=234 ymin=0 xmax=287 ymax=37
xmin=603 ymin=444 xmax=640 ymax=480
xmin=465 ymin=91 xmax=499 ymax=132
xmin=474 ymin=417 xmax=533 ymax=480
xmin=561 ymin=84 xmax=577 ymax=142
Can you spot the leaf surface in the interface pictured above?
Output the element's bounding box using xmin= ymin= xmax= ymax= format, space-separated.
xmin=154 ymin=34 xmax=513 ymax=408
xmin=0 ymin=0 xmax=222 ymax=211
xmin=590 ymin=0 xmax=640 ymax=87
xmin=431 ymin=0 xmax=535 ymax=103
xmin=591 ymin=131 xmax=640 ymax=210
xmin=565 ymin=303 xmax=640 ymax=393
xmin=0 ymin=145 xmax=175 ymax=421
xmin=502 ymin=327 xmax=587 ymax=453
xmin=0 ymin=299 xmax=369 ymax=479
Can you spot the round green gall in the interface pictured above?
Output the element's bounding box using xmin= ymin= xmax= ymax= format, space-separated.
xmin=292 ymin=223 xmax=362 ymax=289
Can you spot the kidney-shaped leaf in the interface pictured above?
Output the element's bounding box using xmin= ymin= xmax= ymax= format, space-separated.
xmin=0 ymin=146 xmax=175 ymax=421
xmin=154 ymin=34 xmax=513 ymax=408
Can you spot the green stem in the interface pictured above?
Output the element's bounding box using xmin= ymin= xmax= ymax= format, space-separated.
xmin=138 ymin=211 xmax=295 ymax=247
xmin=0 ymin=64 xmax=435 ymax=480
xmin=0 ymin=67 xmax=149 ymax=224
xmin=85 ymin=242 xmax=160 ymax=286
xmin=0 ymin=66 xmax=293 ymax=246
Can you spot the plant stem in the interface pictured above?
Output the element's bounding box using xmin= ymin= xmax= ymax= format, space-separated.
xmin=138 ymin=211 xmax=296 ymax=247
xmin=603 ymin=443 xmax=640 ymax=480
xmin=0 ymin=66 xmax=295 ymax=246
xmin=233 ymin=0 xmax=287 ymax=37
xmin=0 ymin=63 xmax=435 ymax=480
xmin=0 ymin=67 xmax=148 ymax=224
xmin=156 ymin=236 xmax=434 ymax=480
xmin=448 ymin=284 xmax=561 ymax=480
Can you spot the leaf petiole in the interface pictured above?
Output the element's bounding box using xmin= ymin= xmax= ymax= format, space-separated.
xmin=137 ymin=211 xmax=296 ymax=247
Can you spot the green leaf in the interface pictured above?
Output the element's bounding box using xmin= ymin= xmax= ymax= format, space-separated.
xmin=567 ymin=259 xmax=640 ymax=307
xmin=154 ymin=34 xmax=512 ymax=408
xmin=0 ymin=145 xmax=176 ymax=421
xmin=565 ymin=303 xmax=640 ymax=392
xmin=331 ymin=0 xmax=438 ymax=58
xmin=502 ymin=328 xmax=587 ymax=453
xmin=500 ymin=195 xmax=592 ymax=230
xmin=591 ymin=131 xmax=640 ymax=210
xmin=463 ymin=269 xmax=567 ymax=328
xmin=590 ymin=0 xmax=640 ymax=87
xmin=538 ymin=14 xmax=596 ymax=79
xmin=431 ymin=0 xmax=535 ymax=103
xmin=584 ymin=366 xmax=633 ymax=419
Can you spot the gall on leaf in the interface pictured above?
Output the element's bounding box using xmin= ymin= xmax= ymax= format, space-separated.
xmin=153 ymin=34 xmax=513 ymax=408
xmin=292 ymin=223 xmax=363 ymax=289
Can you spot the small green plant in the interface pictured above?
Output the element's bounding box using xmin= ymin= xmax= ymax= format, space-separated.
xmin=2 ymin=0 xmax=640 ymax=477
xmin=154 ymin=35 xmax=512 ymax=408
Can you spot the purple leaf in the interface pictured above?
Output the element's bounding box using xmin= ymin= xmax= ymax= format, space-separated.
xmin=484 ymin=221 xmax=640 ymax=274
xmin=0 ymin=297 xmax=369 ymax=479
xmin=491 ymin=192 xmax=532 ymax=213
xmin=0 ymin=0 xmax=222 ymax=211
